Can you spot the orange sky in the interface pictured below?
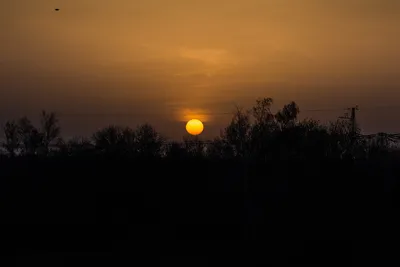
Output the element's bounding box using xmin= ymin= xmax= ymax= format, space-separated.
xmin=1 ymin=0 xmax=399 ymax=139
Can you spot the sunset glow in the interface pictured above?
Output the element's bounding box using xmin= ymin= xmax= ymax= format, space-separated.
xmin=1 ymin=0 xmax=399 ymax=137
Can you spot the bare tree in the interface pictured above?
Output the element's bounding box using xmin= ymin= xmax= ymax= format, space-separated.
xmin=2 ymin=121 xmax=20 ymax=157
xmin=135 ymin=124 xmax=164 ymax=157
xmin=223 ymin=106 xmax=252 ymax=158
xmin=294 ymin=119 xmax=330 ymax=158
xmin=165 ymin=141 xmax=187 ymax=159
xmin=57 ymin=136 xmax=94 ymax=156
xmin=40 ymin=111 xmax=61 ymax=152
xmin=122 ymin=127 xmax=135 ymax=143
xmin=206 ymin=136 xmax=234 ymax=159
xmin=18 ymin=116 xmax=42 ymax=155
xmin=249 ymin=98 xmax=280 ymax=159
xmin=121 ymin=127 xmax=136 ymax=154
xmin=92 ymin=125 xmax=124 ymax=154
xmin=252 ymin=97 xmax=274 ymax=125
xmin=183 ymin=135 xmax=205 ymax=157
xmin=275 ymin=101 xmax=300 ymax=129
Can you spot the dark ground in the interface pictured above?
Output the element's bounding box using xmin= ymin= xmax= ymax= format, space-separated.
xmin=1 ymin=156 xmax=399 ymax=266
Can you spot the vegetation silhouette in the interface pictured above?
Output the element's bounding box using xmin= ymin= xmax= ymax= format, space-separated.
xmin=1 ymin=97 xmax=399 ymax=265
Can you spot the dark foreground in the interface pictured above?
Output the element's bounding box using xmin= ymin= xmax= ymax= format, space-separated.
xmin=1 ymin=156 xmax=400 ymax=266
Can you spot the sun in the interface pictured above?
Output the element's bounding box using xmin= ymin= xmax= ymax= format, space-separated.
xmin=186 ymin=119 xmax=204 ymax=135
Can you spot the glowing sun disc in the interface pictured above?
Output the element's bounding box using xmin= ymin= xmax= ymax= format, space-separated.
xmin=186 ymin=119 xmax=204 ymax=135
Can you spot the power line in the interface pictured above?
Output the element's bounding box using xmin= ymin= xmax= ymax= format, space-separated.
xmin=357 ymin=105 xmax=400 ymax=110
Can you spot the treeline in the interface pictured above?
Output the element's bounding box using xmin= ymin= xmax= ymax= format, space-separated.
xmin=0 ymin=97 xmax=396 ymax=160
xmin=1 ymin=98 xmax=399 ymax=265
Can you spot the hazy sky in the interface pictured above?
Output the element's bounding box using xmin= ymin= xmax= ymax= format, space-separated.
xmin=1 ymin=0 xmax=399 ymax=139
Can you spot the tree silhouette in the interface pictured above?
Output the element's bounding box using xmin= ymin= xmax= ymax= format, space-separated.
xmin=1 ymin=96 xmax=395 ymax=162
xmin=183 ymin=135 xmax=205 ymax=158
xmin=40 ymin=110 xmax=61 ymax=153
xmin=2 ymin=120 xmax=20 ymax=157
xmin=328 ymin=118 xmax=364 ymax=159
xmin=252 ymin=97 xmax=275 ymax=125
xmin=368 ymin=133 xmax=393 ymax=157
xmin=275 ymin=101 xmax=300 ymax=129
xmin=57 ymin=136 xmax=94 ymax=156
xmin=223 ymin=106 xmax=252 ymax=158
xmin=291 ymin=119 xmax=330 ymax=159
xmin=120 ymin=127 xmax=136 ymax=156
xmin=250 ymin=98 xmax=280 ymax=159
xmin=134 ymin=124 xmax=164 ymax=158
xmin=165 ymin=141 xmax=187 ymax=159
xmin=207 ymin=136 xmax=235 ymax=159
xmin=18 ymin=116 xmax=42 ymax=156
xmin=92 ymin=125 xmax=124 ymax=155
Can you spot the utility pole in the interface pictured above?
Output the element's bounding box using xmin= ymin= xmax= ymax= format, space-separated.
xmin=339 ymin=105 xmax=359 ymax=136
xmin=339 ymin=106 xmax=359 ymax=159
xmin=350 ymin=106 xmax=359 ymax=136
